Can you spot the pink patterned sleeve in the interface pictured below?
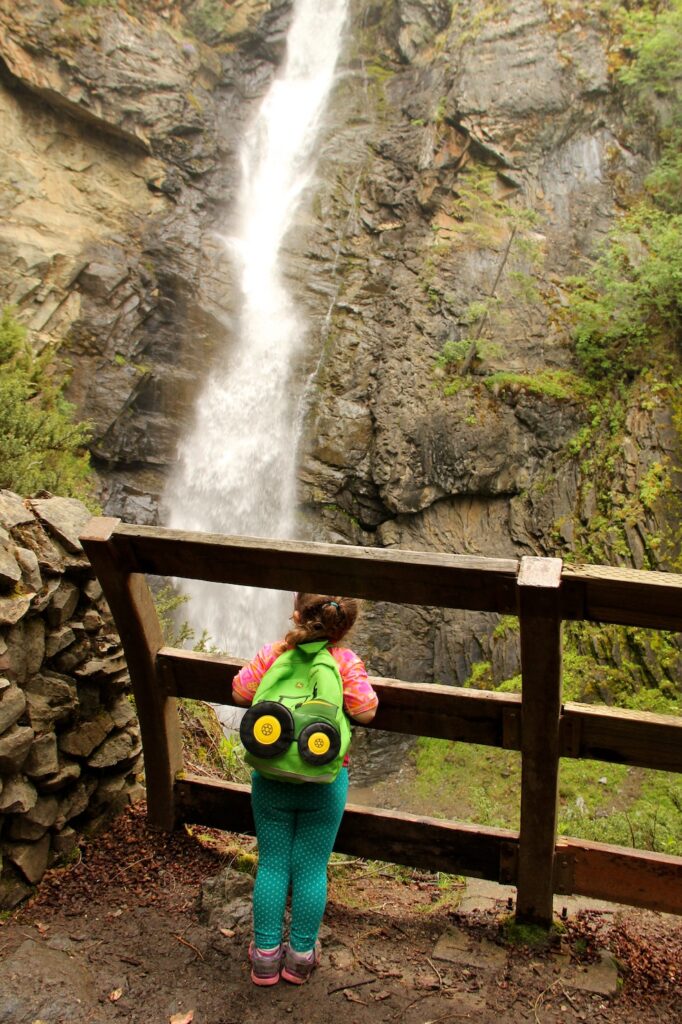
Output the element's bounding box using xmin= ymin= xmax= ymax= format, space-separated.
xmin=331 ymin=646 xmax=378 ymax=718
xmin=232 ymin=641 xmax=286 ymax=704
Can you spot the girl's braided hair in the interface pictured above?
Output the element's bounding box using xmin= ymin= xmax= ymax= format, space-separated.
xmin=284 ymin=593 xmax=358 ymax=648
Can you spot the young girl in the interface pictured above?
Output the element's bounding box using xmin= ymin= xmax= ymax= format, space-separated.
xmin=232 ymin=592 xmax=378 ymax=986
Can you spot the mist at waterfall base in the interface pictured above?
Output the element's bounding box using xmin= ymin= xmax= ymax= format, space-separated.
xmin=164 ymin=0 xmax=348 ymax=671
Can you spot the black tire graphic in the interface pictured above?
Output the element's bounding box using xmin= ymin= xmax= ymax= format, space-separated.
xmin=297 ymin=721 xmax=341 ymax=766
xmin=240 ymin=702 xmax=294 ymax=758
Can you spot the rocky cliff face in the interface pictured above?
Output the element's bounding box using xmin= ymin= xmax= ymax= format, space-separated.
xmin=0 ymin=1 xmax=678 ymax=686
xmin=0 ymin=0 xmax=287 ymax=519
xmin=293 ymin=0 xmax=678 ymax=680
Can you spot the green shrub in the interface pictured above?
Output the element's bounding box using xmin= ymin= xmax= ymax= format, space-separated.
xmin=570 ymin=210 xmax=682 ymax=380
xmin=569 ymin=1 xmax=682 ymax=381
xmin=0 ymin=308 xmax=94 ymax=501
xmin=185 ymin=0 xmax=238 ymax=44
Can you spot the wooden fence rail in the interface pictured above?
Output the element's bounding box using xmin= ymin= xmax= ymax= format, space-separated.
xmin=80 ymin=517 xmax=682 ymax=926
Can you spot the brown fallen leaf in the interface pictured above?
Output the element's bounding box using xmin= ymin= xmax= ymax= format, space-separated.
xmin=109 ymin=989 xmax=123 ymax=1002
xmin=170 ymin=1012 xmax=195 ymax=1024
xmin=343 ymin=989 xmax=367 ymax=1005
xmin=35 ymin=922 xmax=49 ymax=935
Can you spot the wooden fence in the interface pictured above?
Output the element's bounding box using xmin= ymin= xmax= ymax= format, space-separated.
xmin=80 ymin=517 xmax=682 ymax=927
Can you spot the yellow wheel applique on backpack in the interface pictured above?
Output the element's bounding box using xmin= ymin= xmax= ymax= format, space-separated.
xmin=253 ymin=715 xmax=282 ymax=745
xmin=307 ymin=731 xmax=331 ymax=755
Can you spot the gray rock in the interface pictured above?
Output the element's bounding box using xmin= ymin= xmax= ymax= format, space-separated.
xmin=0 ymin=938 xmax=97 ymax=1020
xmin=109 ymin=696 xmax=137 ymax=729
xmin=75 ymin=681 xmax=101 ymax=718
xmin=198 ymin=865 xmax=255 ymax=930
xmin=23 ymin=671 xmax=76 ymax=737
xmin=51 ymin=825 xmax=78 ymax=860
xmin=45 ymin=624 xmax=76 ymax=658
xmin=0 ymin=725 xmax=34 ymax=773
xmin=26 ymin=794 xmax=59 ymax=828
xmin=0 ymin=684 xmax=27 ymax=734
xmin=87 ymin=726 xmax=142 ymax=769
xmin=83 ymin=578 xmax=103 ymax=603
xmin=23 ymin=732 xmax=60 ymax=779
xmin=58 ymin=713 xmax=114 ymax=758
xmin=24 ymin=693 xmax=62 ymax=733
xmin=12 ymin=521 xmax=65 ymax=575
xmin=92 ymin=772 xmax=128 ymax=806
xmin=8 ymin=817 xmax=48 ymax=841
xmin=432 ymin=927 xmax=507 ymax=968
xmin=0 ymin=863 xmax=33 ymax=908
xmin=14 ymin=545 xmax=42 ymax=592
xmin=25 ymin=616 xmax=46 ymax=676
xmin=0 ymin=491 xmax=33 ymax=530
xmin=0 ymin=774 xmax=38 ymax=814
xmin=0 ymin=594 xmax=33 ymax=627
xmin=390 ymin=0 xmax=452 ymax=62
xmin=82 ymin=608 xmax=103 ymax=632
xmin=38 ymin=757 xmax=81 ymax=793
xmin=75 ymin=652 xmax=129 ymax=681
xmin=54 ymin=777 xmax=98 ymax=828
xmin=3 ymin=620 xmax=33 ymax=683
xmin=0 ymin=539 xmax=21 ymax=589
xmin=51 ymin=639 xmax=89 ymax=673
xmin=2 ymin=617 xmax=46 ymax=683
xmin=24 ymin=671 xmax=78 ymax=722
xmin=31 ymin=576 xmax=60 ymax=615
xmin=30 ymin=496 xmax=92 ymax=554
xmin=562 ymin=947 xmax=621 ymax=997
xmin=46 ymin=579 xmax=80 ymax=627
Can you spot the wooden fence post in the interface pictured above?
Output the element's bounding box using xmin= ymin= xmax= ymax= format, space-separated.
xmin=516 ymin=555 xmax=563 ymax=926
xmin=80 ymin=517 xmax=183 ymax=830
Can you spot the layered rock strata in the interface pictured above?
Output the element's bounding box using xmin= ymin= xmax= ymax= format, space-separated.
xmin=0 ymin=1 xmax=679 ymax=692
xmin=0 ymin=491 xmax=141 ymax=908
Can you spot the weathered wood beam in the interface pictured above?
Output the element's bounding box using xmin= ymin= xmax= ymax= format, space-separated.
xmin=157 ymin=647 xmax=522 ymax=747
xmin=157 ymin=648 xmax=682 ymax=772
xmin=560 ymin=701 xmax=682 ymax=774
xmin=93 ymin=519 xmax=682 ymax=629
xmin=561 ymin=562 xmax=682 ymax=630
xmin=174 ymin=775 xmax=519 ymax=882
xmin=105 ymin=522 xmax=520 ymax=613
xmin=555 ymin=837 xmax=682 ymax=916
xmin=175 ymin=776 xmax=682 ymax=916
xmin=516 ymin=556 xmax=563 ymax=927
xmin=78 ymin=517 xmax=682 ymax=920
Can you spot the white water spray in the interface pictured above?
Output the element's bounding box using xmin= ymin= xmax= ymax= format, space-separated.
xmin=164 ymin=0 xmax=348 ymax=658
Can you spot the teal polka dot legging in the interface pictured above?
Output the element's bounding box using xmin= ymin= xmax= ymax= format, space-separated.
xmin=250 ymin=768 xmax=349 ymax=952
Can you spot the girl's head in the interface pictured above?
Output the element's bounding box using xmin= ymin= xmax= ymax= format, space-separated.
xmin=284 ymin=592 xmax=358 ymax=648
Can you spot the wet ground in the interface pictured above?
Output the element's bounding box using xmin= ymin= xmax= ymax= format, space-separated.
xmin=1 ymin=803 xmax=681 ymax=1024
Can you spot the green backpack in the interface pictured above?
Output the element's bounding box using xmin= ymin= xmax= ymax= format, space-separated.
xmin=239 ymin=640 xmax=351 ymax=784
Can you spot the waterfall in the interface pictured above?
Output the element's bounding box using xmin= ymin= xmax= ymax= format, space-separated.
xmin=164 ymin=0 xmax=348 ymax=660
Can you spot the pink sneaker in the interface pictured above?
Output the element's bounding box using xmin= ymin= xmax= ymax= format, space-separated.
xmin=281 ymin=941 xmax=321 ymax=985
xmin=249 ymin=942 xmax=283 ymax=986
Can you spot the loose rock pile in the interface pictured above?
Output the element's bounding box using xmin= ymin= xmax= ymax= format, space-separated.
xmin=0 ymin=490 xmax=142 ymax=908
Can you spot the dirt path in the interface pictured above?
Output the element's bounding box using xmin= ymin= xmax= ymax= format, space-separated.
xmin=1 ymin=804 xmax=681 ymax=1024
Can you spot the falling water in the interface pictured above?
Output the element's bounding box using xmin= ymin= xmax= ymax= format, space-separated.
xmin=164 ymin=0 xmax=348 ymax=659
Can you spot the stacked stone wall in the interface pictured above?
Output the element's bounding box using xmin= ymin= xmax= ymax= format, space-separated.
xmin=0 ymin=491 xmax=142 ymax=908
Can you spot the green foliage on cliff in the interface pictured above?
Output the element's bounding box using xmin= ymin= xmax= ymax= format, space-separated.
xmin=570 ymin=0 xmax=682 ymax=381
xmin=66 ymin=0 xmax=115 ymax=8
xmin=0 ymin=308 xmax=94 ymax=502
xmin=571 ymin=208 xmax=682 ymax=380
